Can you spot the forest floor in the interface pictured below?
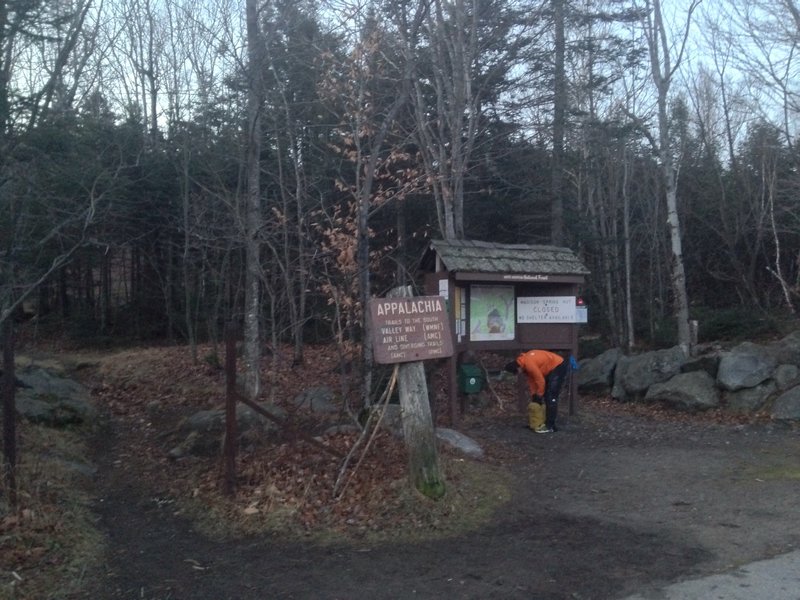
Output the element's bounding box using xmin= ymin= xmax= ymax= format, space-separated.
xmin=5 ymin=344 xmax=800 ymax=599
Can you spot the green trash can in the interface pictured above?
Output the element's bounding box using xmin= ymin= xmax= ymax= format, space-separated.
xmin=458 ymin=364 xmax=484 ymax=394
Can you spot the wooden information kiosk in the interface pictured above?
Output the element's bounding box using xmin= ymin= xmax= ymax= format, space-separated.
xmin=421 ymin=239 xmax=590 ymax=423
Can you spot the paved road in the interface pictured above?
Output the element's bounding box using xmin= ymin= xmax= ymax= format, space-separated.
xmin=621 ymin=549 xmax=800 ymax=600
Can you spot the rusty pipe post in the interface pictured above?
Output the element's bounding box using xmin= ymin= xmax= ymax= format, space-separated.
xmin=223 ymin=322 xmax=238 ymax=496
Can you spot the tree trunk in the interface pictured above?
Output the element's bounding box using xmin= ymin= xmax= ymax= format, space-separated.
xmin=390 ymin=286 xmax=445 ymax=500
xmin=182 ymin=139 xmax=197 ymax=363
xmin=663 ymin=164 xmax=691 ymax=354
xmin=243 ymin=0 xmax=264 ymax=400
xmin=396 ymin=200 xmax=407 ymax=287
xmin=412 ymin=0 xmax=479 ymax=241
xmin=352 ymin=0 xmax=428 ymax=406
xmin=623 ymin=152 xmax=636 ymax=352
xmin=551 ymin=0 xmax=566 ymax=246
xmin=645 ymin=0 xmax=696 ymax=356
xmin=357 ymin=156 xmax=375 ymax=408
xmin=2 ymin=318 xmax=17 ymax=507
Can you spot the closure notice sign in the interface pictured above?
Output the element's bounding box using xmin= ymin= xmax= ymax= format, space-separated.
xmin=517 ymin=296 xmax=577 ymax=323
xmin=370 ymin=296 xmax=454 ymax=364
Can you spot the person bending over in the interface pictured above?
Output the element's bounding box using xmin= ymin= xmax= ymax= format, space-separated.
xmin=505 ymin=349 xmax=570 ymax=433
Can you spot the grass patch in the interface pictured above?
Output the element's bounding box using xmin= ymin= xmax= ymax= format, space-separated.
xmin=738 ymin=444 xmax=800 ymax=482
xmin=741 ymin=463 xmax=800 ymax=481
xmin=181 ymin=453 xmax=513 ymax=546
xmin=374 ymin=456 xmax=514 ymax=544
xmin=0 ymin=422 xmax=104 ymax=600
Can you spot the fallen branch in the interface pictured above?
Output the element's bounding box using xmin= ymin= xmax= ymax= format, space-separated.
xmin=333 ymin=364 xmax=399 ymax=499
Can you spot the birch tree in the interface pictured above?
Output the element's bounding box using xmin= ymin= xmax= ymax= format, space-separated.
xmin=639 ymin=0 xmax=700 ymax=355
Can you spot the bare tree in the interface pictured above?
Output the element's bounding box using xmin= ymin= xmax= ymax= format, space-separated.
xmin=569 ymin=0 xmax=645 ymax=351
xmin=243 ymin=0 xmax=265 ymax=400
xmin=411 ymin=0 xmax=520 ymax=240
xmin=105 ymin=0 xmax=164 ymax=143
xmin=260 ymin=0 xmax=334 ymax=367
xmin=685 ymin=59 xmax=769 ymax=307
xmin=320 ymin=0 xmax=428 ymax=407
xmin=639 ymin=0 xmax=700 ymax=355
xmin=1 ymin=0 xmax=100 ymax=504
xmin=551 ymin=0 xmax=566 ymax=245
xmin=721 ymin=0 xmax=800 ymax=312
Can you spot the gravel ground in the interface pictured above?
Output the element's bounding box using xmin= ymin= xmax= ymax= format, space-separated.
xmin=81 ymin=400 xmax=800 ymax=600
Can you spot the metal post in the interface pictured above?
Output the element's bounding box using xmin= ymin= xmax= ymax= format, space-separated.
xmin=223 ymin=322 xmax=238 ymax=496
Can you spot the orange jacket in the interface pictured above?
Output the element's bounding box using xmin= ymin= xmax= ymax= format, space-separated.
xmin=516 ymin=350 xmax=564 ymax=397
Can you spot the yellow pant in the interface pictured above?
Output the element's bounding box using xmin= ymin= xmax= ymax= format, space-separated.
xmin=528 ymin=402 xmax=545 ymax=430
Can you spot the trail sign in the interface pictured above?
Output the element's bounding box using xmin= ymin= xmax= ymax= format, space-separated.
xmin=370 ymin=296 xmax=454 ymax=364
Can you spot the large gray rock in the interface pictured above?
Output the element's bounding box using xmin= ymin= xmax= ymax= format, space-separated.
xmin=645 ymin=371 xmax=720 ymax=411
xmin=774 ymin=364 xmax=800 ymax=391
xmin=771 ymin=386 xmax=800 ymax=421
xmin=612 ymin=346 xmax=687 ymax=401
xmin=292 ymin=386 xmax=338 ymax=414
xmin=716 ymin=342 xmax=776 ymax=391
xmin=15 ymin=367 xmax=96 ymax=426
xmin=724 ymin=380 xmax=776 ymax=414
xmin=680 ymin=352 xmax=721 ymax=378
xmin=577 ymin=348 xmax=622 ymax=394
xmin=767 ymin=330 xmax=800 ymax=366
xmin=170 ymin=402 xmax=286 ymax=457
xmin=435 ymin=427 xmax=484 ymax=459
xmin=180 ymin=402 xmax=286 ymax=433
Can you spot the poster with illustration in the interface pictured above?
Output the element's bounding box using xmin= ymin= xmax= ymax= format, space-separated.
xmin=469 ymin=285 xmax=515 ymax=341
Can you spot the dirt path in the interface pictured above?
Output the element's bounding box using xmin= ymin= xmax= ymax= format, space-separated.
xmin=83 ymin=407 xmax=800 ymax=600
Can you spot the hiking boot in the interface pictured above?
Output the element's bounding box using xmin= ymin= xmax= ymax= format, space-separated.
xmin=534 ymin=424 xmax=553 ymax=434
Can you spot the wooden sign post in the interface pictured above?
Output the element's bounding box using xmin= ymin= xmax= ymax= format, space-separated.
xmin=369 ymin=287 xmax=454 ymax=500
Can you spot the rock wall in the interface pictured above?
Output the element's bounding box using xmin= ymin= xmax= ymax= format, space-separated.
xmin=577 ymin=332 xmax=800 ymax=421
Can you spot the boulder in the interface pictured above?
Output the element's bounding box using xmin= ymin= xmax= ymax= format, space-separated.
xmin=292 ymin=386 xmax=338 ymax=414
xmin=577 ymin=348 xmax=621 ymax=394
xmin=15 ymin=367 xmax=96 ymax=426
xmin=767 ymin=330 xmax=800 ymax=367
xmin=771 ymin=386 xmax=800 ymax=422
xmin=323 ymin=423 xmax=361 ymax=437
xmin=612 ymin=346 xmax=687 ymax=401
xmin=170 ymin=402 xmax=286 ymax=457
xmin=716 ymin=343 xmax=776 ymax=391
xmin=645 ymin=371 xmax=720 ymax=411
xmin=0 ymin=370 xmax=28 ymax=388
xmin=180 ymin=402 xmax=286 ymax=434
xmin=724 ymin=380 xmax=776 ymax=414
xmin=14 ymin=355 xmax=71 ymax=377
xmin=773 ymin=364 xmax=800 ymax=391
xmin=435 ymin=428 xmax=484 ymax=459
xmin=680 ymin=352 xmax=721 ymax=378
